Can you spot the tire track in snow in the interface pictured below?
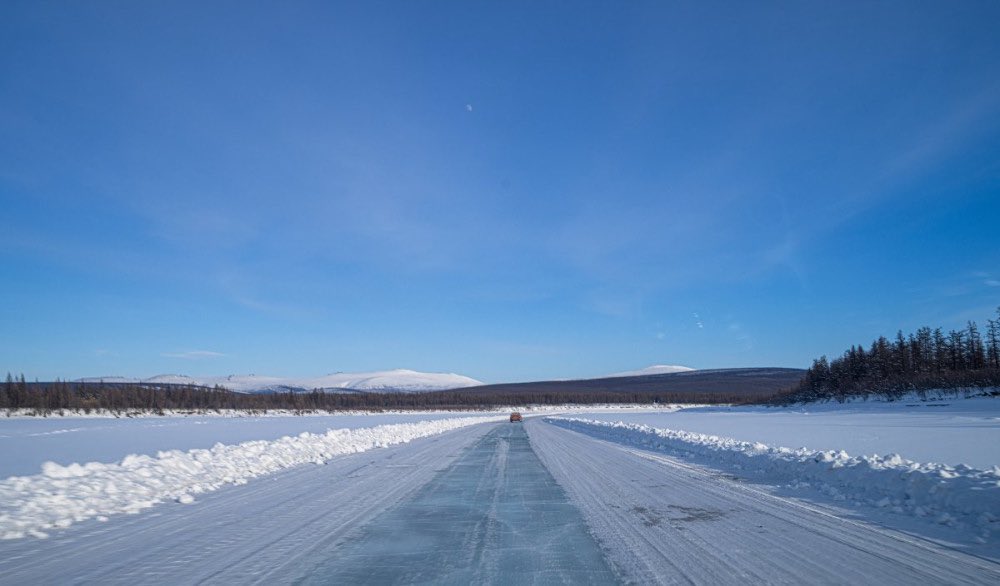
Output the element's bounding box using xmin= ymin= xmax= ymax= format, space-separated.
xmin=528 ymin=419 xmax=1000 ymax=585
xmin=0 ymin=416 xmax=504 ymax=540
xmin=0 ymin=422 xmax=498 ymax=584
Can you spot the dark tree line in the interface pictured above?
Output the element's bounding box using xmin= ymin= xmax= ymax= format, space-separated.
xmin=1 ymin=376 xmax=772 ymax=416
xmin=0 ymin=378 xmax=274 ymax=415
xmin=777 ymin=307 xmax=1000 ymax=403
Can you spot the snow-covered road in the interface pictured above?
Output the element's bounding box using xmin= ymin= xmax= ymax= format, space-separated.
xmin=0 ymin=421 xmax=498 ymax=584
xmin=2 ymin=416 xmax=999 ymax=584
xmin=530 ymin=420 xmax=1000 ymax=584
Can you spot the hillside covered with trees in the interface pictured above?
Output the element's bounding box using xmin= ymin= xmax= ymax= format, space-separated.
xmin=1 ymin=368 xmax=799 ymax=416
xmin=778 ymin=308 xmax=1000 ymax=403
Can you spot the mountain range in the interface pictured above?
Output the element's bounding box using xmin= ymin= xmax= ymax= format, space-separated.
xmin=76 ymin=364 xmax=702 ymax=393
xmin=77 ymin=369 xmax=484 ymax=394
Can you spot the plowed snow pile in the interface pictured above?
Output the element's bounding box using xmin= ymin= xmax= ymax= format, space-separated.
xmin=547 ymin=417 xmax=1000 ymax=542
xmin=0 ymin=416 xmax=503 ymax=540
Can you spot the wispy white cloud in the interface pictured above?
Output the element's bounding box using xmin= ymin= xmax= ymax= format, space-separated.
xmin=901 ymin=270 xmax=1000 ymax=327
xmin=581 ymin=288 xmax=644 ymax=319
xmin=882 ymin=83 xmax=1000 ymax=182
xmin=728 ymin=321 xmax=755 ymax=351
xmin=161 ymin=350 xmax=226 ymax=360
xmin=964 ymin=271 xmax=1000 ymax=290
xmin=484 ymin=340 xmax=564 ymax=356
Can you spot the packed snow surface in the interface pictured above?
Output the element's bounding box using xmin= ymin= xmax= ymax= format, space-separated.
xmin=547 ymin=416 xmax=1000 ymax=542
xmin=601 ymin=364 xmax=695 ymax=378
xmin=77 ymin=368 xmax=484 ymax=393
xmin=530 ymin=420 xmax=1000 ymax=582
xmin=0 ymin=415 xmax=504 ymax=540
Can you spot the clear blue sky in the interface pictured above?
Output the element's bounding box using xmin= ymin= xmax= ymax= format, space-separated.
xmin=2 ymin=1 xmax=999 ymax=383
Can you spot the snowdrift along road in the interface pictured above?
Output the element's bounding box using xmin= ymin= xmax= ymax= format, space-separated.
xmin=0 ymin=416 xmax=505 ymax=539
xmin=530 ymin=419 xmax=1000 ymax=584
xmin=546 ymin=417 xmax=1000 ymax=543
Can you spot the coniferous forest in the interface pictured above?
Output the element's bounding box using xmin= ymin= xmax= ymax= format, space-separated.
xmin=778 ymin=307 xmax=1000 ymax=403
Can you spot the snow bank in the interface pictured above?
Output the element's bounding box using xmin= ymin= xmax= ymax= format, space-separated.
xmin=574 ymin=398 xmax=1000 ymax=469
xmin=547 ymin=417 xmax=1000 ymax=540
xmin=0 ymin=416 xmax=503 ymax=540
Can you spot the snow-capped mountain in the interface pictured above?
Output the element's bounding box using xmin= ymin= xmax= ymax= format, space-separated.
xmin=601 ymin=364 xmax=695 ymax=378
xmin=77 ymin=369 xmax=484 ymax=394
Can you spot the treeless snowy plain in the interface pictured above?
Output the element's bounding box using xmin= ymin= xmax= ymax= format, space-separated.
xmin=576 ymin=395 xmax=1000 ymax=468
xmin=0 ymin=412 xmax=497 ymax=478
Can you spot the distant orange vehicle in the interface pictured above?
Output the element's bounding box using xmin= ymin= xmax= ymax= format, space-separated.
xmin=509 ymin=412 xmax=523 ymax=422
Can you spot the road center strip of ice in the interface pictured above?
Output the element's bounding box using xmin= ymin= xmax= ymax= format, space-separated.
xmin=0 ymin=416 xmax=504 ymax=540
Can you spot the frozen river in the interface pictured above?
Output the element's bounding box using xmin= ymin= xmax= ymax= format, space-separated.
xmin=2 ymin=409 xmax=999 ymax=583
xmin=301 ymin=424 xmax=616 ymax=584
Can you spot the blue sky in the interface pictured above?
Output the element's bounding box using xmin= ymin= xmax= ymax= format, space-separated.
xmin=2 ymin=1 xmax=999 ymax=383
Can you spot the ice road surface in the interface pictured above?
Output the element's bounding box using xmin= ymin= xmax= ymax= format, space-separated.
xmin=299 ymin=424 xmax=616 ymax=584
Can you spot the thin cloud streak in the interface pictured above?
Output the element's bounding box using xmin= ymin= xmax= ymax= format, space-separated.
xmin=161 ymin=351 xmax=227 ymax=360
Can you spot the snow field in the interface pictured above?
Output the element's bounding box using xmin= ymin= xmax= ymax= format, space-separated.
xmin=0 ymin=416 xmax=505 ymax=540
xmin=546 ymin=417 xmax=1000 ymax=542
xmin=575 ymin=398 xmax=1000 ymax=469
xmin=0 ymin=412 xmax=498 ymax=477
